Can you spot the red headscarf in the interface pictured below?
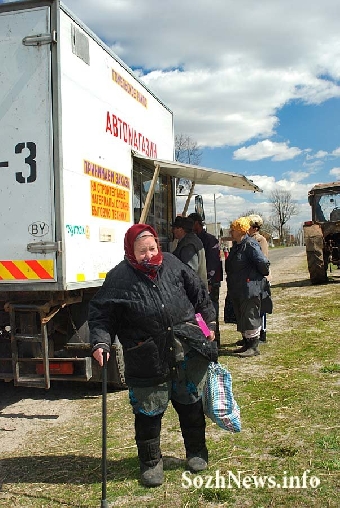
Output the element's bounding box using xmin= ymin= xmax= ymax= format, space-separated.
xmin=124 ymin=224 xmax=163 ymax=279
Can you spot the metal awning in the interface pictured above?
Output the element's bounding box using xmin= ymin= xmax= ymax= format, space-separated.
xmin=132 ymin=152 xmax=262 ymax=192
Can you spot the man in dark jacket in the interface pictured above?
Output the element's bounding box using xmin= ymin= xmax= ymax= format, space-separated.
xmin=188 ymin=213 xmax=223 ymax=347
xmin=171 ymin=216 xmax=208 ymax=288
xmin=225 ymin=217 xmax=271 ymax=357
xmin=89 ymin=224 xmax=218 ymax=488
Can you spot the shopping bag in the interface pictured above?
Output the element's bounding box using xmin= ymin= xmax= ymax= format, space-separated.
xmin=202 ymin=362 xmax=241 ymax=432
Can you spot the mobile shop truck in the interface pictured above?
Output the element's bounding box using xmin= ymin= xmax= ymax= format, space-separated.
xmin=0 ymin=0 xmax=260 ymax=389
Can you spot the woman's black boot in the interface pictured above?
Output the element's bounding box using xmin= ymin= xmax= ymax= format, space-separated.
xmin=136 ymin=437 xmax=164 ymax=487
xmin=172 ymin=399 xmax=208 ymax=472
xmin=135 ymin=412 xmax=163 ymax=487
xmin=236 ymin=337 xmax=260 ymax=357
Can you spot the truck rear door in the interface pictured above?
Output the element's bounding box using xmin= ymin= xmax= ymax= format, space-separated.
xmin=0 ymin=3 xmax=56 ymax=285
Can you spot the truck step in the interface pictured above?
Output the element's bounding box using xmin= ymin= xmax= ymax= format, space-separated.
xmin=14 ymin=377 xmax=50 ymax=389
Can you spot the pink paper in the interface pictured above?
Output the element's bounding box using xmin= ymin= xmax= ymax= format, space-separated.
xmin=195 ymin=313 xmax=210 ymax=337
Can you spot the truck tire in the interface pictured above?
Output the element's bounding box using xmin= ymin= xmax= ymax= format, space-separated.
xmin=306 ymin=249 xmax=328 ymax=284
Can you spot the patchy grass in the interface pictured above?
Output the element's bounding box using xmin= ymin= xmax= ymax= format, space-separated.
xmin=0 ymin=252 xmax=339 ymax=507
xmin=320 ymin=364 xmax=340 ymax=374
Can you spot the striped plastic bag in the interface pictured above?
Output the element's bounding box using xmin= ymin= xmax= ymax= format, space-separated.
xmin=202 ymin=362 xmax=241 ymax=432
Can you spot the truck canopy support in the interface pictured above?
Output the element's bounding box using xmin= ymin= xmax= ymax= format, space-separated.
xmin=182 ymin=181 xmax=196 ymax=217
xmin=139 ymin=163 xmax=161 ymax=223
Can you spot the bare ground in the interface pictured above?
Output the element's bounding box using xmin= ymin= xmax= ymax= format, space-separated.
xmin=0 ymin=386 xmax=85 ymax=455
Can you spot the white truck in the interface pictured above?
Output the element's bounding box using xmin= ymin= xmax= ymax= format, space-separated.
xmin=0 ymin=0 xmax=260 ymax=389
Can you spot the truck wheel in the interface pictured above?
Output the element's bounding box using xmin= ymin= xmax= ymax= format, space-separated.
xmin=306 ymin=249 xmax=328 ymax=284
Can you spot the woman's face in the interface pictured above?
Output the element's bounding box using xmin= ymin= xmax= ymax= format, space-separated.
xmin=134 ymin=235 xmax=159 ymax=263
xmin=230 ymin=227 xmax=246 ymax=243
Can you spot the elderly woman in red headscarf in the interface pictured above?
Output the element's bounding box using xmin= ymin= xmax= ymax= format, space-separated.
xmin=89 ymin=223 xmax=218 ymax=488
xmin=224 ymin=217 xmax=271 ymax=358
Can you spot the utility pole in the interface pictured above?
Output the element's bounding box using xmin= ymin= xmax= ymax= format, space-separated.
xmin=214 ymin=194 xmax=221 ymax=238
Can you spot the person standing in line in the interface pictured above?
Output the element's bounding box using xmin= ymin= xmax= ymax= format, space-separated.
xmin=171 ymin=216 xmax=208 ymax=289
xmin=247 ymin=215 xmax=269 ymax=257
xmin=89 ymin=224 xmax=217 ymax=488
xmin=225 ymin=217 xmax=271 ymax=358
xmin=247 ymin=214 xmax=270 ymax=343
xmin=188 ymin=213 xmax=223 ymax=348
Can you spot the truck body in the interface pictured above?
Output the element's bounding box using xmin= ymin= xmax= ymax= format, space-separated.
xmin=303 ymin=181 xmax=340 ymax=284
xmin=0 ymin=0 xmax=260 ymax=389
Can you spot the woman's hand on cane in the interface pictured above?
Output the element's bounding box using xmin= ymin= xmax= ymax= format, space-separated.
xmin=93 ymin=347 xmax=110 ymax=366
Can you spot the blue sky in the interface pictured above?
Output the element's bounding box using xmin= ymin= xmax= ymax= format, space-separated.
xmin=3 ymin=0 xmax=340 ymax=232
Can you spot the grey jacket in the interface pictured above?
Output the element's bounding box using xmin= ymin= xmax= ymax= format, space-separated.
xmin=172 ymin=232 xmax=208 ymax=288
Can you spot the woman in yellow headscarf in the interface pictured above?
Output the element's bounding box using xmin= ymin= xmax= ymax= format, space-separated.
xmin=224 ymin=217 xmax=271 ymax=357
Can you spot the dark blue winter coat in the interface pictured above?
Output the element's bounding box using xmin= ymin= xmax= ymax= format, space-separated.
xmin=225 ymin=235 xmax=270 ymax=300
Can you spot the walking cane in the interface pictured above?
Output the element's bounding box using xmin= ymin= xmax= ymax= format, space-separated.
xmin=101 ymin=350 xmax=109 ymax=508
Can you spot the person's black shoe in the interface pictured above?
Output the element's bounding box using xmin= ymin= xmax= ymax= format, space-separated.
xmin=236 ymin=338 xmax=260 ymax=357
xmin=225 ymin=344 xmax=248 ymax=355
xmin=140 ymin=459 xmax=164 ymax=487
xmin=187 ymin=447 xmax=208 ymax=472
xmin=187 ymin=456 xmax=208 ymax=472
xmin=259 ymin=330 xmax=267 ymax=343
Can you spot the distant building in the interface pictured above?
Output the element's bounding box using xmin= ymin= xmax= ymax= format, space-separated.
xmin=205 ymin=222 xmax=221 ymax=237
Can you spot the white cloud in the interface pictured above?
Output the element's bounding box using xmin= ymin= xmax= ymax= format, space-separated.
xmin=329 ymin=167 xmax=340 ymax=178
xmin=62 ymin=0 xmax=340 ymax=147
xmin=306 ymin=150 xmax=329 ymax=160
xmin=315 ymin=150 xmax=328 ymax=159
xmin=331 ymin=148 xmax=340 ymax=157
xmin=233 ymin=140 xmax=302 ymax=161
xmin=283 ymin=171 xmax=311 ymax=183
xmin=248 ymin=175 xmax=317 ymax=203
xmin=302 ymin=160 xmax=324 ymax=171
xmin=142 ymin=68 xmax=282 ymax=146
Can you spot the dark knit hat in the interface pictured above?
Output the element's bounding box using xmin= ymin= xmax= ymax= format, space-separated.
xmin=171 ymin=216 xmax=194 ymax=232
xmin=188 ymin=212 xmax=204 ymax=225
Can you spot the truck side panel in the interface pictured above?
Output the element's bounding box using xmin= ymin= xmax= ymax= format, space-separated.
xmin=0 ymin=5 xmax=56 ymax=284
xmin=59 ymin=9 xmax=174 ymax=288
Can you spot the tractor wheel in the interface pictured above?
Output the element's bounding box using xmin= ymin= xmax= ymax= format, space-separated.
xmin=306 ymin=249 xmax=328 ymax=284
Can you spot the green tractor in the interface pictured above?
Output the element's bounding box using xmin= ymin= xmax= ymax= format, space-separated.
xmin=303 ymin=181 xmax=340 ymax=284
